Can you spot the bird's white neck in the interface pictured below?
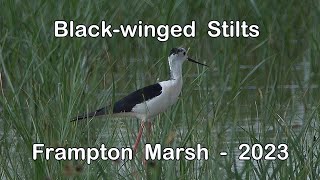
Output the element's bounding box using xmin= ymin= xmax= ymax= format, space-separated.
xmin=168 ymin=58 xmax=183 ymax=80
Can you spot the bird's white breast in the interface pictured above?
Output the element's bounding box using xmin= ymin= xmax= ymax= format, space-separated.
xmin=132 ymin=78 xmax=182 ymax=121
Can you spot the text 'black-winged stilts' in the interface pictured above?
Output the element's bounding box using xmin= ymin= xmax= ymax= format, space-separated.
xmin=72 ymin=47 xmax=208 ymax=153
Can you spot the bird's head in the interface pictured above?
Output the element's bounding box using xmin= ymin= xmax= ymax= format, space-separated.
xmin=168 ymin=47 xmax=208 ymax=67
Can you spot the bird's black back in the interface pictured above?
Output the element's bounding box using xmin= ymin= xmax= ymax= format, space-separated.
xmin=113 ymin=83 xmax=162 ymax=113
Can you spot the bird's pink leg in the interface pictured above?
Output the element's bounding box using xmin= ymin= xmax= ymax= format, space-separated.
xmin=133 ymin=122 xmax=144 ymax=154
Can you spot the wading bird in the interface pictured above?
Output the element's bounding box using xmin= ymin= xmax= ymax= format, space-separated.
xmin=72 ymin=47 xmax=208 ymax=153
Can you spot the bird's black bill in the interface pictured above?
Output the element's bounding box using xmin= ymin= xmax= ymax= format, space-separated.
xmin=187 ymin=58 xmax=208 ymax=67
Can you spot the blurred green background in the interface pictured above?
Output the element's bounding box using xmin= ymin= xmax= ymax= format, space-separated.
xmin=0 ymin=0 xmax=319 ymax=179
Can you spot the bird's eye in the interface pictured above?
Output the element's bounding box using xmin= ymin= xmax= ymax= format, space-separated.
xmin=183 ymin=52 xmax=186 ymax=56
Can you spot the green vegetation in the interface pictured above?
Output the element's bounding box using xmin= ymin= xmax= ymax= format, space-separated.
xmin=0 ymin=0 xmax=319 ymax=179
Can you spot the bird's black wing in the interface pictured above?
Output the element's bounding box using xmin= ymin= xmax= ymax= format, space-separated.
xmin=113 ymin=83 xmax=162 ymax=113
xmin=71 ymin=83 xmax=162 ymax=122
xmin=71 ymin=107 xmax=108 ymax=122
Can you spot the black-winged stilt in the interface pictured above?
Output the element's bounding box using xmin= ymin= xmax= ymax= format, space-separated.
xmin=72 ymin=47 xmax=208 ymax=153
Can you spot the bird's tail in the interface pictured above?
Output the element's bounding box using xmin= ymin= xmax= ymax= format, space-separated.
xmin=71 ymin=107 xmax=108 ymax=122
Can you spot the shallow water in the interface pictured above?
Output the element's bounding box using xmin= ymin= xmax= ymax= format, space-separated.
xmin=1 ymin=57 xmax=318 ymax=178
